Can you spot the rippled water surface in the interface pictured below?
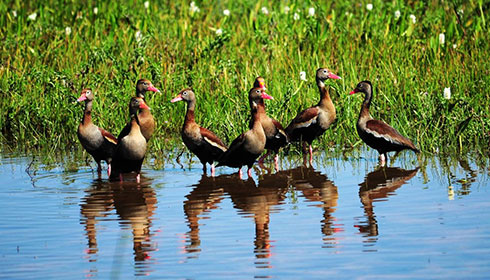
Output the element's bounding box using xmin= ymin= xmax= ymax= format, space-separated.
xmin=1 ymin=150 xmax=489 ymax=279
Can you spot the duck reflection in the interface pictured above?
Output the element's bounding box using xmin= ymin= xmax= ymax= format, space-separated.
xmin=183 ymin=173 xmax=289 ymax=269
xmin=287 ymin=166 xmax=340 ymax=248
xmin=356 ymin=166 xmax=419 ymax=246
xmin=80 ymin=177 xmax=157 ymax=275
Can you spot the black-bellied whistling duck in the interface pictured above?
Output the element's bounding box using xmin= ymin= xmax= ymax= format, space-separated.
xmin=252 ymin=77 xmax=289 ymax=170
xmin=285 ymin=68 xmax=341 ymax=165
xmin=119 ymin=79 xmax=160 ymax=142
xmin=171 ymin=88 xmax=228 ymax=176
xmin=217 ymin=87 xmax=270 ymax=179
xmin=77 ymin=88 xmax=118 ymax=177
xmin=111 ymin=97 xmax=149 ymax=182
xmin=349 ymin=81 xmax=420 ymax=166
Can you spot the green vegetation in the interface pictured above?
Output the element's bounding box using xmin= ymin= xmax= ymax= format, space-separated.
xmin=1 ymin=0 xmax=489 ymax=158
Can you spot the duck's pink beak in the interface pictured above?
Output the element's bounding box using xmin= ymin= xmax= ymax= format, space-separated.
xmin=329 ymin=73 xmax=342 ymax=80
xmin=139 ymin=101 xmax=151 ymax=110
xmin=170 ymin=94 xmax=183 ymax=103
xmin=262 ymin=92 xmax=274 ymax=100
xmin=349 ymin=89 xmax=359 ymax=95
xmin=147 ymin=85 xmax=160 ymax=93
xmin=77 ymin=93 xmax=87 ymax=102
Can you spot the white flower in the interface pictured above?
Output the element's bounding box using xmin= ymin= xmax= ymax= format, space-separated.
xmin=215 ymin=28 xmax=223 ymax=35
xmin=366 ymin=4 xmax=373 ymax=11
xmin=394 ymin=10 xmax=401 ymax=19
xmin=261 ymin=7 xmax=269 ymax=15
xmin=12 ymin=10 xmax=17 ymax=17
xmin=452 ymin=43 xmax=457 ymax=49
xmin=65 ymin=26 xmax=72 ymax=36
xmin=300 ymin=71 xmax=307 ymax=81
xmin=223 ymin=9 xmax=230 ymax=16
xmin=189 ymin=2 xmax=200 ymax=14
xmin=144 ymin=1 xmax=150 ymax=9
xmin=293 ymin=12 xmax=300 ymax=21
xmin=283 ymin=6 xmax=290 ymax=14
xmin=93 ymin=7 xmax=98 ymax=15
xmin=409 ymin=14 xmax=416 ymax=24
xmin=308 ymin=7 xmax=315 ymax=17
xmin=443 ymin=87 xmax=451 ymax=100
xmin=135 ymin=30 xmax=143 ymax=42
xmin=439 ymin=33 xmax=445 ymax=45
xmin=28 ymin=12 xmax=37 ymax=21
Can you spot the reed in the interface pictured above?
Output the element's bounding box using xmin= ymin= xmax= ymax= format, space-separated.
xmin=0 ymin=0 xmax=488 ymax=156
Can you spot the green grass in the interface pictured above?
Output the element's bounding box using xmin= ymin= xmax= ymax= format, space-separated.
xmin=0 ymin=0 xmax=489 ymax=157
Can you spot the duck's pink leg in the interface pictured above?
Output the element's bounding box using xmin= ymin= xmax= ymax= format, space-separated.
xmin=107 ymin=164 xmax=112 ymax=177
xmin=309 ymin=145 xmax=314 ymax=166
xmin=247 ymin=168 xmax=253 ymax=178
xmin=274 ymin=154 xmax=279 ymax=171
xmin=211 ymin=164 xmax=216 ymax=177
xmin=136 ymin=173 xmax=141 ymax=183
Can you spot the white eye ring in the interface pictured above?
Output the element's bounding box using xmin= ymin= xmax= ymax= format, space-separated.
xmin=323 ymin=70 xmax=327 ymax=73
xmin=86 ymin=91 xmax=91 ymax=95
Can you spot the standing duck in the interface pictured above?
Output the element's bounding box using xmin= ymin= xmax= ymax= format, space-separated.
xmin=171 ymin=88 xmax=228 ymax=176
xmin=77 ymin=88 xmax=118 ymax=177
xmin=349 ymin=81 xmax=419 ymax=166
xmin=217 ymin=87 xmax=270 ymax=179
xmin=285 ymin=68 xmax=341 ymax=164
xmin=252 ymin=77 xmax=289 ymax=170
xmin=119 ymin=79 xmax=160 ymax=142
xmin=111 ymin=97 xmax=150 ymax=182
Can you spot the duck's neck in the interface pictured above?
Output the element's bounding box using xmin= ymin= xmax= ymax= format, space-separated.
xmin=316 ymin=78 xmax=333 ymax=108
xmin=359 ymin=89 xmax=373 ymax=120
xmin=82 ymin=100 xmax=93 ymax=125
xmin=129 ymin=114 xmax=141 ymax=135
xmin=251 ymin=107 xmax=263 ymax=131
xmin=185 ymin=99 xmax=196 ymax=124
xmin=136 ymin=89 xmax=146 ymax=99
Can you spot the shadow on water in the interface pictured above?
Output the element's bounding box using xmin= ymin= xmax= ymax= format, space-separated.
xmin=79 ymin=176 xmax=157 ymax=277
xmin=356 ymin=166 xmax=419 ymax=249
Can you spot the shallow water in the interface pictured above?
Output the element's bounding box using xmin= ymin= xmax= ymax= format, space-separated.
xmin=1 ymin=150 xmax=489 ymax=279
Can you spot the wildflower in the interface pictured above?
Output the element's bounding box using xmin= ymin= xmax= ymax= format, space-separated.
xmin=443 ymin=87 xmax=451 ymax=100
xmin=439 ymin=33 xmax=445 ymax=45
xmin=28 ymin=12 xmax=37 ymax=21
xmin=283 ymin=6 xmax=290 ymax=14
xmin=144 ymin=1 xmax=149 ymax=9
xmin=261 ymin=7 xmax=269 ymax=15
xmin=452 ymin=44 xmax=457 ymax=49
xmin=394 ymin=10 xmax=401 ymax=20
xmin=293 ymin=12 xmax=300 ymax=21
xmin=93 ymin=7 xmax=98 ymax=15
xmin=409 ymin=14 xmax=416 ymax=24
xmin=308 ymin=7 xmax=315 ymax=17
xmin=215 ymin=28 xmax=223 ymax=35
xmin=12 ymin=10 xmax=17 ymax=18
xmin=189 ymin=2 xmax=200 ymax=14
xmin=223 ymin=9 xmax=230 ymax=16
xmin=366 ymin=4 xmax=373 ymax=11
xmin=135 ymin=30 xmax=143 ymax=42
xmin=300 ymin=71 xmax=307 ymax=81
xmin=65 ymin=26 xmax=72 ymax=36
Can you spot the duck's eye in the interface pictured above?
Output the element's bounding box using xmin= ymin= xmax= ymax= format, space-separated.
xmin=256 ymin=90 xmax=260 ymax=93
xmin=323 ymin=70 xmax=327 ymax=74
xmin=86 ymin=91 xmax=91 ymax=96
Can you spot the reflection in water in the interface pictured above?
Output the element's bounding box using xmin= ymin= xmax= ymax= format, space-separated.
xmin=287 ymin=166 xmax=341 ymax=248
xmin=184 ymin=173 xmax=289 ymax=271
xmin=80 ymin=177 xmax=157 ymax=277
xmin=356 ymin=167 xmax=419 ymax=248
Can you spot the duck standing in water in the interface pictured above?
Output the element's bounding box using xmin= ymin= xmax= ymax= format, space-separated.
xmin=349 ymin=81 xmax=419 ymax=166
xmin=111 ymin=97 xmax=150 ymax=182
xmin=171 ymin=88 xmax=228 ymax=176
xmin=77 ymin=88 xmax=118 ymax=177
xmin=251 ymin=77 xmax=288 ymax=170
xmin=217 ymin=87 xmax=271 ymax=179
xmin=286 ymin=68 xmax=341 ymax=165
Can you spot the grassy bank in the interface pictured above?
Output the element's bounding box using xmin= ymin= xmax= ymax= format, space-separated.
xmin=0 ymin=0 xmax=489 ymax=156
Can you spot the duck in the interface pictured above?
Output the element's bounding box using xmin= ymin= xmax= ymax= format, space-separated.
xmin=217 ymin=87 xmax=270 ymax=179
xmin=251 ymin=77 xmax=289 ymax=170
xmin=171 ymin=88 xmax=228 ymax=176
xmin=77 ymin=88 xmax=118 ymax=177
xmin=285 ymin=68 xmax=341 ymax=165
xmin=349 ymin=81 xmax=419 ymax=166
xmin=111 ymin=97 xmax=149 ymax=182
xmin=118 ymin=79 xmax=160 ymax=142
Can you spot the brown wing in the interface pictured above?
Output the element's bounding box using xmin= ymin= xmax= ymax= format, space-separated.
xmin=99 ymin=127 xmax=118 ymax=145
xmin=271 ymin=118 xmax=285 ymax=131
xmin=365 ymin=120 xmax=418 ymax=151
xmin=287 ymin=107 xmax=319 ymax=130
xmin=217 ymin=133 xmax=246 ymax=166
xmin=200 ymin=127 xmax=227 ymax=151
